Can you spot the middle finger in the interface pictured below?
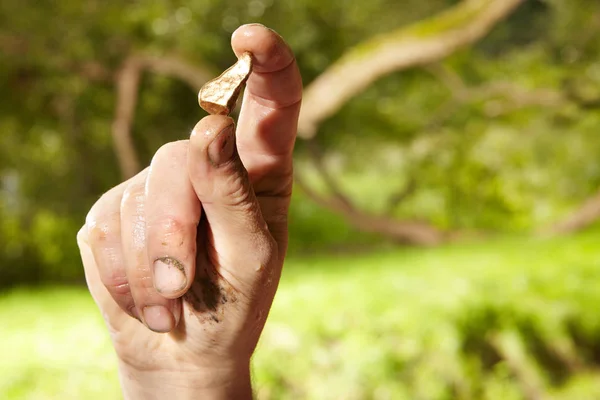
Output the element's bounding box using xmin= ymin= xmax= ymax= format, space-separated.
xmin=120 ymin=170 xmax=180 ymax=333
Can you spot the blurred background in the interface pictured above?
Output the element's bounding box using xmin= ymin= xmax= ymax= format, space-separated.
xmin=1 ymin=0 xmax=600 ymax=398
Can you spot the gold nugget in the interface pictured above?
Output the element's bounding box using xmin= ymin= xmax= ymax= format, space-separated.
xmin=198 ymin=52 xmax=253 ymax=115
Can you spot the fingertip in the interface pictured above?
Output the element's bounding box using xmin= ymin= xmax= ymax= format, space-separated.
xmin=143 ymin=143 xmax=199 ymax=310
xmin=142 ymin=305 xmax=176 ymax=333
xmin=191 ymin=115 xmax=235 ymax=142
xmin=231 ymin=24 xmax=294 ymax=73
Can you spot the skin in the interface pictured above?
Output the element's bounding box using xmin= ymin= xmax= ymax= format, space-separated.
xmin=77 ymin=24 xmax=302 ymax=399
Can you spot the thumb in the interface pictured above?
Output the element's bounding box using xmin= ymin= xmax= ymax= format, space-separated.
xmin=187 ymin=115 xmax=277 ymax=289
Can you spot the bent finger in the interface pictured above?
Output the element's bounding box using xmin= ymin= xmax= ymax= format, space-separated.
xmin=85 ymin=179 xmax=137 ymax=319
xmin=120 ymin=170 xmax=181 ymax=333
xmin=145 ymin=140 xmax=201 ymax=298
xmin=78 ymin=227 xmax=131 ymax=329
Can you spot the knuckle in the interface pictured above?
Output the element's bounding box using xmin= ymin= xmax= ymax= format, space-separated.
xmin=102 ymin=273 xmax=131 ymax=296
xmin=129 ymin=272 xmax=160 ymax=301
xmin=88 ymin=188 xmax=118 ymax=215
xmin=266 ymin=204 xmax=289 ymax=226
xmin=85 ymin=196 xmax=105 ymax=229
xmin=152 ymin=140 xmax=188 ymax=165
xmin=85 ymin=178 xmax=135 ymax=229
xmin=254 ymin=235 xmax=279 ymax=287
xmin=87 ymin=213 xmax=120 ymax=245
xmin=253 ymin=231 xmax=278 ymax=269
xmin=134 ymin=273 xmax=155 ymax=292
xmin=147 ymin=216 xmax=190 ymax=249
xmin=121 ymin=180 xmax=146 ymax=209
xmin=76 ymin=225 xmax=89 ymax=247
xmin=258 ymin=236 xmax=278 ymax=268
xmin=85 ymin=191 xmax=125 ymax=246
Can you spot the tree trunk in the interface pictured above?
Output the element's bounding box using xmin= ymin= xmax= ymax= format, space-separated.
xmin=111 ymin=54 xmax=215 ymax=179
xmin=112 ymin=57 xmax=143 ymax=179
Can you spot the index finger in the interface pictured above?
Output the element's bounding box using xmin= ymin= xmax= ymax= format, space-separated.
xmin=231 ymin=24 xmax=302 ymax=197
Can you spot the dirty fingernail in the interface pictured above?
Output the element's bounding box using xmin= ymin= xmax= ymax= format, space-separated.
xmin=142 ymin=305 xmax=174 ymax=333
xmin=208 ymin=124 xmax=235 ymax=166
xmin=153 ymin=257 xmax=187 ymax=295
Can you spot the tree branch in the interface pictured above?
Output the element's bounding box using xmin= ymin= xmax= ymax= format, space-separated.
xmin=305 ymin=139 xmax=355 ymax=211
xmin=385 ymin=178 xmax=417 ymax=215
xmin=469 ymin=82 xmax=566 ymax=116
xmin=294 ymin=172 xmax=445 ymax=245
xmin=111 ymin=54 xmax=216 ymax=179
xmin=301 ymin=139 xmax=429 ymax=240
xmin=112 ymin=57 xmax=143 ymax=179
xmin=422 ymin=64 xmax=569 ymax=132
xmin=298 ymin=0 xmax=525 ymax=139
xmin=137 ymin=54 xmax=216 ymax=90
xmin=291 ymin=0 xmax=524 ymax=244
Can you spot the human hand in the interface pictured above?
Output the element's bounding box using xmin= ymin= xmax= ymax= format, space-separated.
xmin=76 ymin=24 xmax=302 ymax=399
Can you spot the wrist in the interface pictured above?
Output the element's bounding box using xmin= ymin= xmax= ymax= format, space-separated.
xmin=117 ymin=359 xmax=252 ymax=400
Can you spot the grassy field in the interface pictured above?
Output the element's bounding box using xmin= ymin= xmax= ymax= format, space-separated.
xmin=2 ymin=230 xmax=600 ymax=399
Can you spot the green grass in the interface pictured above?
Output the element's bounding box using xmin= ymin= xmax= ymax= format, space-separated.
xmin=2 ymin=231 xmax=600 ymax=399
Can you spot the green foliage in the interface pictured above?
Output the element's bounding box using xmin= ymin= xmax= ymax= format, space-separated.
xmin=0 ymin=288 xmax=120 ymax=398
xmin=255 ymin=229 xmax=600 ymax=399
xmin=312 ymin=0 xmax=600 ymax=231
xmin=2 ymin=230 xmax=600 ymax=398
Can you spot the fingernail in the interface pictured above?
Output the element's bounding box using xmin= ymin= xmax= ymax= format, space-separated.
xmin=208 ymin=124 xmax=235 ymax=166
xmin=142 ymin=305 xmax=174 ymax=333
xmin=245 ymin=23 xmax=282 ymax=38
xmin=153 ymin=257 xmax=187 ymax=294
xmin=128 ymin=306 xmax=141 ymax=322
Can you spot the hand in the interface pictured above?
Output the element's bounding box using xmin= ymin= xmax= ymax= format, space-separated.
xmin=76 ymin=24 xmax=302 ymax=399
